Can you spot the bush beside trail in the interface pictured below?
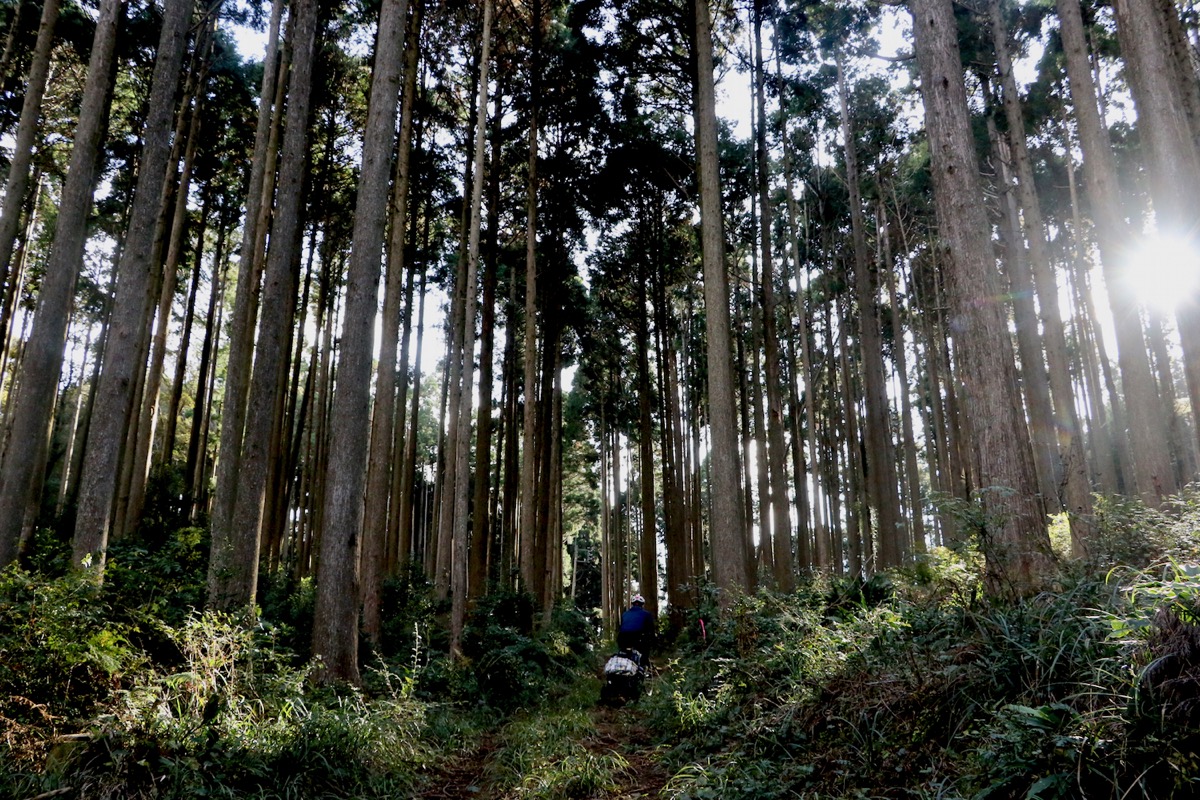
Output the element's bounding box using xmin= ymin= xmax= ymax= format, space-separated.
xmin=0 ymin=526 xmax=599 ymax=799
xmin=642 ymin=488 xmax=1200 ymax=799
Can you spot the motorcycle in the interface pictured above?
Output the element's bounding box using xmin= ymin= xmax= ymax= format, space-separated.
xmin=600 ymin=648 xmax=646 ymax=706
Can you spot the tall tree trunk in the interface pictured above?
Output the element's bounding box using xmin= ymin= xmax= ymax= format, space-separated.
xmin=396 ymin=268 xmax=427 ymax=568
xmin=656 ymin=274 xmax=691 ymax=616
xmin=210 ymin=0 xmax=317 ymax=610
xmin=748 ymin=242 xmax=772 ymax=582
xmin=911 ymin=0 xmax=1055 ymax=595
xmin=0 ymin=0 xmax=60 ymax=292
xmin=599 ymin=404 xmax=612 ymax=631
xmin=635 ymin=260 xmax=659 ymax=616
xmin=1146 ymin=309 xmax=1195 ymax=483
xmin=1112 ymin=0 xmax=1200 ymax=466
xmin=434 ymin=75 xmax=481 ymax=597
xmin=837 ymin=50 xmax=903 ymax=568
xmin=207 ymin=0 xmax=285 ymax=581
xmin=126 ymin=38 xmax=213 ymax=533
xmin=777 ymin=90 xmax=818 ymax=569
xmin=186 ymin=211 xmax=229 ymax=512
xmin=693 ymin=0 xmax=748 ymax=597
xmin=72 ymin=0 xmax=192 ymax=566
xmin=519 ymin=0 xmax=545 ymax=604
xmin=0 ymin=168 xmax=42 ymax=404
xmin=54 ymin=323 xmax=93 ymax=517
xmin=1060 ymin=128 xmax=1121 ymax=494
xmin=879 ymin=202 xmax=926 ymax=553
xmin=735 ymin=295 xmax=755 ymax=567
xmin=990 ymin=0 xmax=1094 ymax=552
xmin=753 ymin=1 xmax=793 ymax=590
xmin=986 ymin=110 xmax=1059 ymax=511
xmin=1058 ymin=0 xmax=1177 ymax=507
xmin=499 ymin=211 xmax=521 ymax=587
xmin=360 ymin=0 xmax=421 ymax=643
xmin=469 ymin=224 xmax=497 ymax=601
xmin=449 ymin=0 xmax=493 ymax=654
xmin=312 ymin=0 xmax=410 ymax=683
xmin=469 ymin=79 xmax=505 ymax=600
xmin=162 ymin=191 xmax=212 ymax=465
xmin=0 ymin=0 xmax=121 ymax=568
xmin=838 ymin=304 xmax=864 ymax=575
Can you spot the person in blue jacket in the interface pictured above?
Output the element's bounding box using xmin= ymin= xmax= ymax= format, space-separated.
xmin=617 ymin=594 xmax=654 ymax=669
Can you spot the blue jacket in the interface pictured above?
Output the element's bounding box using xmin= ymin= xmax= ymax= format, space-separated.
xmin=619 ymin=605 xmax=654 ymax=636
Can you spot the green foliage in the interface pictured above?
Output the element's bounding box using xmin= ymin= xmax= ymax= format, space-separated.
xmin=376 ymin=561 xmax=439 ymax=660
xmin=103 ymin=526 xmax=209 ymax=625
xmin=1 ymin=605 xmax=432 ymax=799
xmin=7 ymin=501 xmax=1199 ymax=797
xmin=487 ymin=705 xmax=629 ymax=800
xmin=259 ymin=572 xmax=318 ymax=659
xmin=0 ymin=568 xmax=144 ymax=728
xmin=643 ymin=540 xmax=1200 ymax=799
xmin=428 ymin=592 xmax=595 ymax=713
xmin=665 ymin=756 xmax=800 ymax=800
xmin=1089 ymin=485 xmax=1200 ymax=568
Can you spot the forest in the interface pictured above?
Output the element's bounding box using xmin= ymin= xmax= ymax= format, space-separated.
xmin=0 ymin=0 xmax=1199 ymax=793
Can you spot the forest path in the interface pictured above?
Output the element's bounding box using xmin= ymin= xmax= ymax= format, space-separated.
xmin=415 ymin=681 xmax=670 ymax=799
xmin=586 ymin=703 xmax=671 ymax=798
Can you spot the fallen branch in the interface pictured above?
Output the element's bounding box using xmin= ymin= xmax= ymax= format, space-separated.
xmin=25 ymin=788 xmax=75 ymax=800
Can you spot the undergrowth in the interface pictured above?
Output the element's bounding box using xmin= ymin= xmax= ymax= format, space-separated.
xmin=0 ymin=524 xmax=599 ymax=798
xmin=4 ymin=486 xmax=1199 ymax=798
xmin=485 ymin=679 xmax=631 ymax=799
xmin=646 ymin=487 xmax=1200 ymax=799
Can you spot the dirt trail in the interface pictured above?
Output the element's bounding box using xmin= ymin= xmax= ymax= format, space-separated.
xmin=586 ymin=704 xmax=671 ymax=798
xmin=416 ymin=696 xmax=669 ymax=799
xmin=416 ymin=734 xmax=495 ymax=799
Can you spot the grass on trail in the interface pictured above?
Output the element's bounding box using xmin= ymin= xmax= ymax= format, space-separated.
xmin=418 ymin=673 xmax=668 ymax=800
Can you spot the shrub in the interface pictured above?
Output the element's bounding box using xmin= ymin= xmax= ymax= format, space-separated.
xmin=448 ymin=591 xmax=594 ymax=713
xmin=646 ymin=552 xmax=1200 ymax=798
xmin=8 ymin=611 xmax=431 ymax=799
xmin=0 ymin=568 xmax=143 ymax=730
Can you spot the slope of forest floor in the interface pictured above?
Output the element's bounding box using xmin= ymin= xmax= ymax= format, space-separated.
xmin=3 ymin=490 xmax=1200 ymax=798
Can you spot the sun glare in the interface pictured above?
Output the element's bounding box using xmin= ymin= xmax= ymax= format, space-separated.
xmin=1125 ymin=234 xmax=1200 ymax=313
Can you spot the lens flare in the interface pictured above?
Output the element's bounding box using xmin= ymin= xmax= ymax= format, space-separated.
xmin=1125 ymin=234 xmax=1200 ymax=312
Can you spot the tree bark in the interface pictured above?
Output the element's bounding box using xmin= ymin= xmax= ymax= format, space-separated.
xmin=989 ymin=1 xmax=1095 ymax=551
xmin=161 ymin=189 xmax=212 ymax=465
xmin=1111 ymin=0 xmax=1200 ymax=467
xmin=635 ymin=260 xmax=659 ymax=616
xmin=753 ymin=0 xmax=793 ymax=590
xmin=985 ymin=111 xmax=1058 ymax=513
xmin=186 ymin=214 xmax=229 ymax=513
xmin=519 ymin=0 xmax=545 ymax=604
xmin=879 ymin=202 xmax=926 ymax=553
xmin=0 ymin=0 xmax=121 ymax=568
xmin=126 ymin=34 xmax=213 ymax=534
xmin=778 ymin=95 xmax=818 ymax=569
xmin=396 ymin=267 xmax=427 ymax=568
xmin=1058 ymin=0 xmax=1176 ymax=507
xmin=311 ymin=0 xmax=410 ymax=683
xmin=71 ymin=0 xmax=192 ymax=567
xmin=911 ymin=0 xmax=1055 ymax=596
xmin=837 ymin=50 xmax=903 ymax=569
xmin=207 ymin=0 xmax=285 ymax=588
xmin=693 ymin=0 xmax=748 ymax=598
xmin=0 ymin=0 xmax=60 ymax=294
xmin=210 ymin=0 xmax=318 ymax=611
xmin=360 ymin=0 xmax=420 ymax=644
xmin=448 ymin=0 xmax=493 ymax=655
